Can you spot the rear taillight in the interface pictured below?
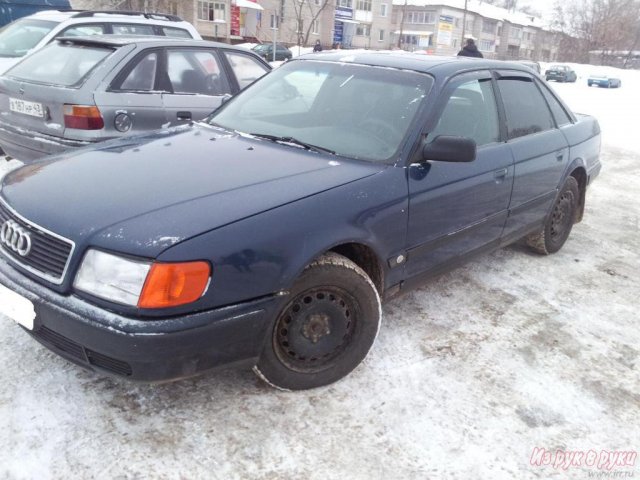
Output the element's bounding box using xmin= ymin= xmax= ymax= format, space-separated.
xmin=63 ymin=104 xmax=104 ymax=130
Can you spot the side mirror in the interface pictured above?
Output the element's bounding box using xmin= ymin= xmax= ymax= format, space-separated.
xmin=422 ymin=135 xmax=476 ymax=163
xmin=220 ymin=93 xmax=233 ymax=105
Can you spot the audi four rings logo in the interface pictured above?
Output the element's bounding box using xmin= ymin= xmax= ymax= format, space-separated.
xmin=0 ymin=220 xmax=32 ymax=257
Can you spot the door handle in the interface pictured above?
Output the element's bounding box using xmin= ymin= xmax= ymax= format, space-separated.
xmin=494 ymin=168 xmax=508 ymax=181
xmin=177 ymin=111 xmax=192 ymax=121
xmin=555 ymin=150 xmax=564 ymax=162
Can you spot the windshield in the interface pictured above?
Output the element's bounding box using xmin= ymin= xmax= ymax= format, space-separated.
xmin=0 ymin=19 xmax=57 ymax=57
xmin=7 ymin=42 xmax=114 ymax=87
xmin=209 ymin=60 xmax=432 ymax=162
xmin=252 ymin=44 xmax=268 ymax=52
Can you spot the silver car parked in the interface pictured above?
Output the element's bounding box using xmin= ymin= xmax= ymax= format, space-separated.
xmin=0 ymin=36 xmax=271 ymax=162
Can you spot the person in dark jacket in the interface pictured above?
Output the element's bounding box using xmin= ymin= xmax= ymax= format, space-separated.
xmin=457 ymin=38 xmax=483 ymax=58
xmin=313 ymin=40 xmax=323 ymax=52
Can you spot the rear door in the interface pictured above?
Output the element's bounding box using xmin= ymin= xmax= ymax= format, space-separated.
xmin=161 ymin=47 xmax=233 ymax=126
xmin=405 ymin=71 xmax=514 ymax=279
xmin=494 ymin=71 xmax=570 ymax=240
xmin=94 ymin=48 xmax=168 ymax=137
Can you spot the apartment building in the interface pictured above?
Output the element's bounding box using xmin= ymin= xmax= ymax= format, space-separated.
xmin=390 ymin=0 xmax=559 ymax=61
xmin=74 ymin=0 xmax=560 ymax=56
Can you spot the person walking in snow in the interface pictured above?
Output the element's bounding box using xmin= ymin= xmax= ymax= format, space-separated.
xmin=457 ymin=38 xmax=483 ymax=58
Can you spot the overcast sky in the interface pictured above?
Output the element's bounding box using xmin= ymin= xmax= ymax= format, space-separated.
xmin=518 ymin=0 xmax=556 ymax=19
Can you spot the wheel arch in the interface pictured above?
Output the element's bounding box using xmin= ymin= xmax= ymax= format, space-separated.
xmin=327 ymin=242 xmax=385 ymax=296
xmin=569 ymin=165 xmax=588 ymax=223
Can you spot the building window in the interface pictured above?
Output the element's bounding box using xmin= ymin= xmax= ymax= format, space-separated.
xmin=380 ymin=3 xmax=387 ymax=17
xmin=356 ymin=0 xmax=372 ymax=12
xmin=509 ymin=27 xmax=522 ymax=39
xmin=378 ymin=29 xmax=384 ymax=41
xmin=482 ymin=20 xmax=496 ymax=34
xmin=356 ymin=24 xmax=371 ymax=36
xmin=312 ymin=20 xmax=319 ymax=34
xmin=197 ymin=1 xmax=225 ymax=21
xmin=479 ymin=39 xmax=494 ymax=52
xmin=297 ymin=19 xmax=304 ymax=33
xmin=497 ymin=26 xmax=502 ymax=36
xmin=454 ymin=18 xmax=460 ymax=27
xmin=406 ymin=11 xmax=436 ymax=24
xmin=337 ymin=0 xmax=352 ymax=7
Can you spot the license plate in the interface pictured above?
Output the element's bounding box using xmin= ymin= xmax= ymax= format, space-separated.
xmin=9 ymin=97 xmax=44 ymax=118
xmin=0 ymin=283 xmax=35 ymax=330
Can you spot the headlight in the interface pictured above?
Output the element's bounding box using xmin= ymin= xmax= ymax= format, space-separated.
xmin=74 ymin=249 xmax=211 ymax=308
xmin=74 ymin=249 xmax=151 ymax=306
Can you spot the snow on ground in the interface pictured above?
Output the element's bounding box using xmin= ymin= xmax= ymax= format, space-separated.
xmin=0 ymin=64 xmax=639 ymax=480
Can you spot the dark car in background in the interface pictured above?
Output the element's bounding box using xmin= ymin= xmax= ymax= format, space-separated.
xmin=0 ymin=53 xmax=601 ymax=390
xmin=545 ymin=64 xmax=577 ymax=82
xmin=0 ymin=0 xmax=70 ymax=27
xmin=588 ymin=73 xmax=622 ymax=88
xmin=252 ymin=42 xmax=292 ymax=62
xmin=0 ymin=36 xmax=270 ymax=162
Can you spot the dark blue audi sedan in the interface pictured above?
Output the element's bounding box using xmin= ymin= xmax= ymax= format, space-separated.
xmin=0 ymin=53 xmax=601 ymax=390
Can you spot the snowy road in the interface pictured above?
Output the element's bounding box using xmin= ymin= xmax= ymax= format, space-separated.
xmin=1 ymin=66 xmax=639 ymax=480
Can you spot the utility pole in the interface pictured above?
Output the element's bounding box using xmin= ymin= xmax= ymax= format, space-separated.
xmin=461 ymin=0 xmax=468 ymax=44
xmin=397 ymin=0 xmax=407 ymax=48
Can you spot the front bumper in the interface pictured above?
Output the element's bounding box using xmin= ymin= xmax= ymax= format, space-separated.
xmin=0 ymin=121 xmax=93 ymax=163
xmin=0 ymin=255 xmax=278 ymax=382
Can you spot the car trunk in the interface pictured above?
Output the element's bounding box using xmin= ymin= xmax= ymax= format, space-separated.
xmin=0 ymin=78 xmax=86 ymax=139
xmin=0 ymin=41 xmax=115 ymax=140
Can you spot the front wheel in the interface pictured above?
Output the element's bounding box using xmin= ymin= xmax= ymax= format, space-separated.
xmin=526 ymin=176 xmax=579 ymax=255
xmin=254 ymin=252 xmax=381 ymax=390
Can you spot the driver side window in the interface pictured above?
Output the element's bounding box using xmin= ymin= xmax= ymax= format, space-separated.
xmin=166 ymin=49 xmax=231 ymax=96
xmin=430 ymin=78 xmax=500 ymax=147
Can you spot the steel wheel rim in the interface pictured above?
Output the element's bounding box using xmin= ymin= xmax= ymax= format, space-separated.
xmin=550 ymin=191 xmax=574 ymax=241
xmin=273 ymin=287 xmax=358 ymax=373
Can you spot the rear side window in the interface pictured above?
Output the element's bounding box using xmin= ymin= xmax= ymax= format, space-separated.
xmin=537 ymin=81 xmax=572 ymax=126
xmin=7 ymin=42 xmax=113 ymax=87
xmin=162 ymin=27 xmax=192 ymax=38
xmin=118 ymin=52 xmax=159 ymax=91
xmin=430 ymin=78 xmax=500 ymax=147
xmin=224 ymin=51 xmax=269 ymax=89
xmin=498 ymin=77 xmax=554 ymax=139
xmin=59 ymin=24 xmax=106 ymax=37
xmin=112 ymin=24 xmax=156 ymax=36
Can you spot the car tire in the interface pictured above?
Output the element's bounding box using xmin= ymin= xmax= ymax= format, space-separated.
xmin=526 ymin=176 xmax=579 ymax=255
xmin=254 ymin=252 xmax=381 ymax=390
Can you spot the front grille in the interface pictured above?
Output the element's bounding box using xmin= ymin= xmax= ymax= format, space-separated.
xmin=33 ymin=326 xmax=133 ymax=377
xmin=0 ymin=199 xmax=74 ymax=284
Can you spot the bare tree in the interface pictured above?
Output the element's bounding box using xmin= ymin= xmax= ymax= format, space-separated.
xmin=288 ymin=0 xmax=334 ymax=47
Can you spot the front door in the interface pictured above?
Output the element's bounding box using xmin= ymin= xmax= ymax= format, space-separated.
xmin=405 ymin=71 xmax=513 ymax=279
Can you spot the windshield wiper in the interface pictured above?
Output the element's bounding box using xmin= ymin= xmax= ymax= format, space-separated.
xmin=249 ymin=133 xmax=336 ymax=155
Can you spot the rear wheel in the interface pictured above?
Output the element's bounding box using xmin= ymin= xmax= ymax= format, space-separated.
xmin=526 ymin=176 xmax=579 ymax=255
xmin=254 ymin=252 xmax=381 ymax=390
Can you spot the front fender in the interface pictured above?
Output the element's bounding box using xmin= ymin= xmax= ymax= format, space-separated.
xmin=157 ymin=166 xmax=409 ymax=308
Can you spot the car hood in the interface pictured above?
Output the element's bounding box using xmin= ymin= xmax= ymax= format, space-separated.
xmin=0 ymin=124 xmax=384 ymax=257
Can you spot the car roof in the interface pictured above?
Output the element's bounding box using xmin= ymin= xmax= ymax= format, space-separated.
xmin=55 ymin=34 xmax=257 ymax=52
xmin=296 ymin=51 xmax=534 ymax=76
xmin=28 ymin=9 xmax=188 ymax=25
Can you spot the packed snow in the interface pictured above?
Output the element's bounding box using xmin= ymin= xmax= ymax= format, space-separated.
xmin=0 ymin=61 xmax=639 ymax=480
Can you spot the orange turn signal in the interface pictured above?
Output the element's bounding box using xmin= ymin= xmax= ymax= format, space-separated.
xmin=138 ymin=261 xmax=211 ymax=309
